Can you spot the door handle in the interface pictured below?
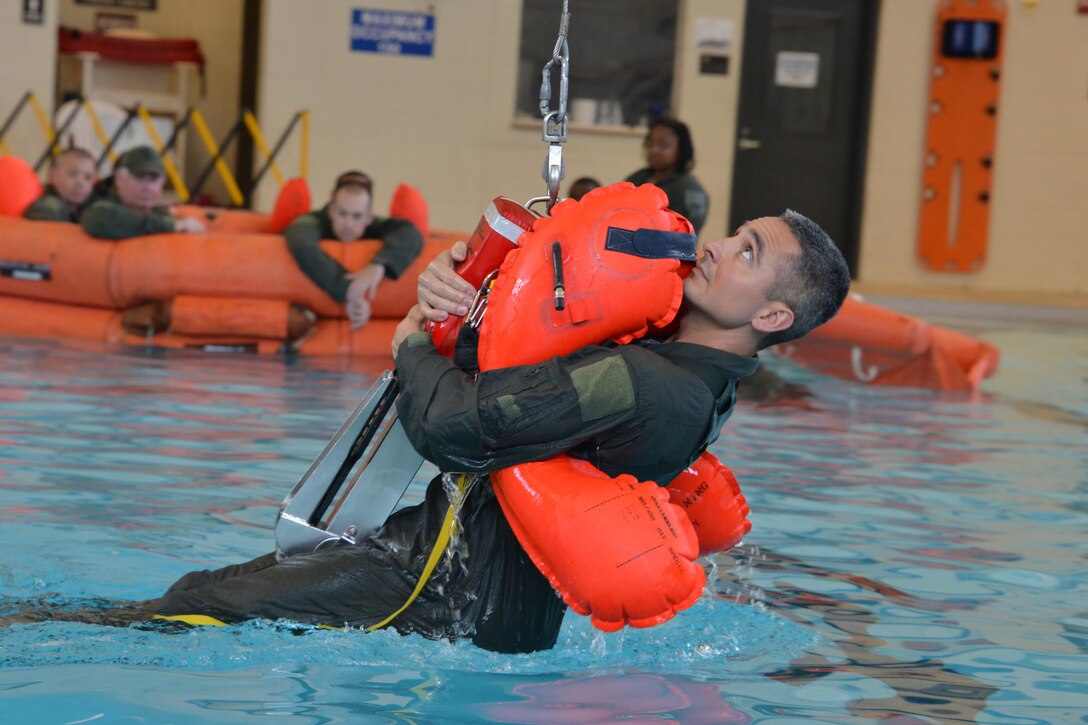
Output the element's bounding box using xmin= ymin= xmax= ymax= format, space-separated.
xmin=737 ymin=138 xmax=762 ymax=150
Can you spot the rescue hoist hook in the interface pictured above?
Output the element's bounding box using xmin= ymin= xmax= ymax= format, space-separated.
xmin=539 ymin=0 xmax=570 ymax=212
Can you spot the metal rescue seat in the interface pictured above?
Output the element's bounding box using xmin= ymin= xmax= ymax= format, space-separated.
xmin=274 ymin=372 xmax=424 ymax=558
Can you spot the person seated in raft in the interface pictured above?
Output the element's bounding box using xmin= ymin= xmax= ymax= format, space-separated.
xmin=23 ymin=147 xmax=101 ymax=223
xmin=80 ymin=145 xmax=206 ymax=240
xmin=625 ymin=116 xmax=709 ymax=235
xmin=283 ymin=171 xmax=425 ymax=330
xmin=566 ymin=176 xmax=600 ymax=202
xmin=11 ymin=208 xmax=847 ymax=654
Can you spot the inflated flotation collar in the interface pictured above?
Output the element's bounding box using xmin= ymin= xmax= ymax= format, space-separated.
xmin=0 ymin=155 xmax=44 ymax=217
xmin=470 ymin=182 xmax=751 ymax=631
xmin=478 ymin=184 xmax=693 ymax=369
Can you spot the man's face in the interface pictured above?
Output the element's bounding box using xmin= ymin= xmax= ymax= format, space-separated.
xmin=329 ymin=187 xmax=373 ymax=242
xmin=50 ymin=154 xmax=96 ymax=207
xmin=683 ymin=216 xmax=800 ymax=332
xmin=114 ymin=167 xmax=166 ymax=212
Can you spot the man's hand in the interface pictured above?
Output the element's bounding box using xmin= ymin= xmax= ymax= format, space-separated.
xmin=391 ymin=305 xmax=426 ymax=359
xmin=346 ymin=295 xmax=371 ymax=330
xmin=417 ymin=241 xmax=475 ymax=323
xmin=344 ymin=263 xmax=385 ymax=330
xmin=173 ymin=216 xmax=206 ymax=234
xmin=347 ymin=263 xmax=385 ymax=301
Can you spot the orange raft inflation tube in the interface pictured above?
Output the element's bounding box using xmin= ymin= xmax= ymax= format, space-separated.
xmin=775 ymin=293 xmax=1001 ymax=393
xmin=466 ymin=183 xmax=752 ymax=632
xmin=0 ymin=175 xmax=445 ymax=359
xmin=0 ymin=214 xmax=461 ymax=358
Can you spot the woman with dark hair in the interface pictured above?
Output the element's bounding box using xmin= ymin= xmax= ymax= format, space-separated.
xmin=625 ymin=117 xmax=709 ymax=234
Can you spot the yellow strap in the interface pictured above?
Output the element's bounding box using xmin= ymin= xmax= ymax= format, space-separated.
xmin=153 ymin=613 xmax=227 ymax=627
xmin=80 ymin=100 xmax=117 ymax=164
xmin=365 ymin=500 xmax=457 ymax=631
xmin=27 ymin=93 xmax=58 ymax=156
xmin=243 ymin=111 xmax=285 ymax=186
xmin=191 ymin=109 xmax=244 ymax=206
xmin=298 ymin=110 xmax=310 ymax=181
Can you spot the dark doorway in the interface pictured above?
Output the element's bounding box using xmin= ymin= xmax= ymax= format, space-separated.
xmin=728 ymin=0 xmax=880 ymax=275
xmin=235 ymin=0 xmax=262 ymax=207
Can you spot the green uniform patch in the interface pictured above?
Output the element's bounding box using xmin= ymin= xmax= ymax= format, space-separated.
xmin=570 ymin=354 xmax=635 ymax=421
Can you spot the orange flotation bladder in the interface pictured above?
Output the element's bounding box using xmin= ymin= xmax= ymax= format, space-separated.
xmin=469 ymin=183 xmax=750 ymax=631
xmin=479 ymin=184 xmax=691 ymax=369
xmin=667 ymin=451 xmax=752 ymax=556
xmin=0 ymin=155 xmax=44 ymax=217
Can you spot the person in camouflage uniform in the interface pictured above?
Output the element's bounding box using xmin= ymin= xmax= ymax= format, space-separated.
xmin=284 ymin=171 xmax=423 ymax=329
xmin=80 ymin=146 xmax=205 ymax=239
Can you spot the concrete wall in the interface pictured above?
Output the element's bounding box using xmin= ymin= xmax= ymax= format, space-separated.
xmin=0 ymin=2 xmax=58 ymax=163
xmin=257 ymin=0 xmax=1088 ymax=299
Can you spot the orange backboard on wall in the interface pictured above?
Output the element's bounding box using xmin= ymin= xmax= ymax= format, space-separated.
xmin=917 ymin=0 xmax=1006 ymax=273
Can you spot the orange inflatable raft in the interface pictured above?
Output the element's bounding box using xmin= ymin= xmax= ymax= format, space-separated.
xmin=775 ymin=293 xmax=1000 ymax=393
xmin=0 ymin=156 xmax=458 ymax=359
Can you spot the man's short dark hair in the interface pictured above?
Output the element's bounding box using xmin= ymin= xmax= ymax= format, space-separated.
xmin=334 ymin=170 xmax=373 ymax=195
xmin=759 ymin=210 xmax=851 ymax=350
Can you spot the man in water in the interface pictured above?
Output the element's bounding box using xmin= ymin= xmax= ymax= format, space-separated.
xmin=4 ymin=204 xmax=849 ymax=654
xmin=139 ymin=207 xmax=850 ymax=653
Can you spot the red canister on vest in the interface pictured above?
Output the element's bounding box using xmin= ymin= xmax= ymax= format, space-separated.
xmin=428 ymin=197 xmax=538 ymax=357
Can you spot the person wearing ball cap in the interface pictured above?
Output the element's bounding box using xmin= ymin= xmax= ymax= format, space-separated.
xmin=80 ymin=145 xmax=206 ymax=239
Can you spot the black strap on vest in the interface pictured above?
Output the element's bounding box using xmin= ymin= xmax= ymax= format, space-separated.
xmin=604 ymin=226 xmax=697 ymax=262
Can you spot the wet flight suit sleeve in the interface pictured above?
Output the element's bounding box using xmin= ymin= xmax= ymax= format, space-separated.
xmin=80 ymin=198 xmax=174 ymax=239
xmin=394 ymin=331 xmax=641 ymax=473
xmin=284 ymin=211 xmax=424 ymax=302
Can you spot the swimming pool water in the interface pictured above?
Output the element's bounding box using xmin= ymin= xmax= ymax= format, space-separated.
xmin=0 ymin=313 xmax=1085 ymax=724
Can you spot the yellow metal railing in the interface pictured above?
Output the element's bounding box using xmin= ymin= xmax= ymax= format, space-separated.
xmin=243 ymin=111 xmax=284 ymax=187
xmin=0 ymin=91 xmax=309 ymax=207
xmin=136 ymin=104 xmax=189 ymax=200
xmin=191 ymin=109 xmax=243 ymax=206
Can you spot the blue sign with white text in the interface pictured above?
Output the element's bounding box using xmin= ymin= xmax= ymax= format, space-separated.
xmin=351 ymin=8 xmax=435 ymax=57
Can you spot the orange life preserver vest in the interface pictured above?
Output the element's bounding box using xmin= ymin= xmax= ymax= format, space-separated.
xmin=464 ymin=182 xmax=751 ymax=631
